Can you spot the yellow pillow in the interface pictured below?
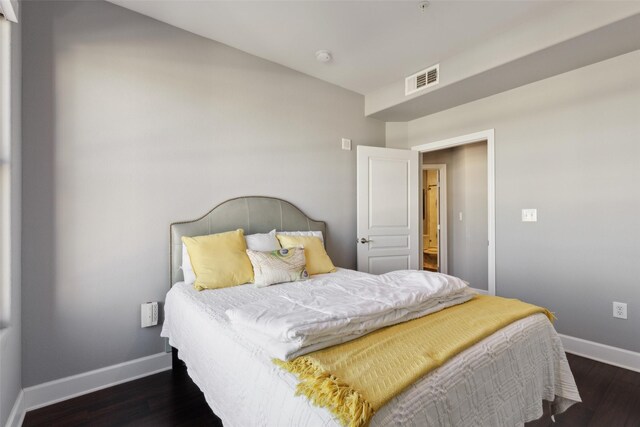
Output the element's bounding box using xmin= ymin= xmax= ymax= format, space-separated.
xmin=276 ymin=235 xmax=336 ymax=275
xmin=182 ymin=229 xmax=254 ymax=291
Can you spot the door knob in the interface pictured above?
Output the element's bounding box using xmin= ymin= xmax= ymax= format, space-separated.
xmin=358 ymin=238 xmax=370 ymax=244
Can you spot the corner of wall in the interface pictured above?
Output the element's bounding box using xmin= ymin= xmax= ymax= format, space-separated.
xmin=385 ymin=122 xmax=409 ymax=148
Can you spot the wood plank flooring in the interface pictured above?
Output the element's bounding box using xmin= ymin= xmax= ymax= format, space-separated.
xmin=23 ymin=353 xmax=640 ymax=426
xmin=23 ymin=368 xmax=222 ymax=427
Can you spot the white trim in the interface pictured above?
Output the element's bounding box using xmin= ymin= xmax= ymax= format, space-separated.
xmin=412 ymin=129 xmax=496 ymax=296
xmin=0 ymin=11 xmax=11 ymax=328
xmin=560 ymin=334 xmax=640 ymax=373
xmin=4 ymin=390 xmax=24 ymax=427
xmin=411 ymin=130 xmax=494 ymax=153
xmin=23 ymin=352 xmax=171 ymax=412
xmin=471 ymin=287 xmax=488 ymax=295
xmin=421 ymin=164 xmax=447 ymax=274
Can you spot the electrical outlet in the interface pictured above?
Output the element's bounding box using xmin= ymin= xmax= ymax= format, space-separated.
xmin=341 ymin=138 xmax=352 ymax=151
xmin=613 ymin=302 xmax=627 ymax=319
xmin=141 ymin=302 xmax=159 ymax=327
xmin=522 ymin=209 xmax=537 ymax=222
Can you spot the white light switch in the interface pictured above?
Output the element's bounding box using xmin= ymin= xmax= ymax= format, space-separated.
xmin=341 ymin=138 xmax=352 ymax=151
xmin=522 ymin=209 xmax=537 ymax=222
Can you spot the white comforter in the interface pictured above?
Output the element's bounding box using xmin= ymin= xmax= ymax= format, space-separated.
xmin=226 ymin=270 xmax=475 ymax=360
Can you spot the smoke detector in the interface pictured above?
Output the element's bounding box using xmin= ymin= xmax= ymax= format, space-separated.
xmin=315 ymin=50 xmax=332 ymax=63
xmin=419 ymin=1 xmax=430 ymax=12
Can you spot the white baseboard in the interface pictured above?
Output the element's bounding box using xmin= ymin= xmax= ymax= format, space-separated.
xmin=560 ymin=334 xmax=640 ymax=373
xmin=23 ymin=352 xmax=171 ymax=412
xmin=471 ymin=287 xmax=488 ymax=295
xmin=4 ymin=390 xmax=24 ymax=427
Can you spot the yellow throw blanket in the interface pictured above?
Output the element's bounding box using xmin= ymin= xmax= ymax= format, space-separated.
xmin=275 ymin=295 xmax=554 ymax=427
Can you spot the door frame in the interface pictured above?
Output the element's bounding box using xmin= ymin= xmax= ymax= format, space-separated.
xmin=412 ymin=129 xmax=496 ymax=296
xmin=421 ymin=164 xmax=447 ymax=274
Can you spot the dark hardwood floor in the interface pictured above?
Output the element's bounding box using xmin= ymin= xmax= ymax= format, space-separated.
xmin=23 ymin=367 xmax=222 ymax=427
xmin=23 ymin=353 xmax=640 ymax=426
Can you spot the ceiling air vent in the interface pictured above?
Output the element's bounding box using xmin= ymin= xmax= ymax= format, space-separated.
xmin=405 ymin=64 xmax=439 ymax=96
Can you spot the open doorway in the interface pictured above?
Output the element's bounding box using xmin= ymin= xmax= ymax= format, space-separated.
xmin=422 ymin=165 xmax=446 ymax=272
xmin=422 ymin=141 xmax=487 ymax=289
xmin=414 ymin=129 xmax=494 ymax=295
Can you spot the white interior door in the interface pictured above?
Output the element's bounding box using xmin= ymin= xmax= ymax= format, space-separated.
xmin=357 ymin=146 xmax=419 ymax=274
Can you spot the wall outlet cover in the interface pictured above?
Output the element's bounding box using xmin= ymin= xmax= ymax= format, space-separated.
xmin=141 ymin=302 xmax=159 ymax=327
xmin=613 ymin=302 xmax=627 ymax=319
xmin=341 ymin=138 xmax=352 ymax=151
xmin=522 ymin=208 xmax=537 ymax=222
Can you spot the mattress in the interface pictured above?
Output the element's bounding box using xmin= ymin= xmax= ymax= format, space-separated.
xmin=161 ymin=268 xmax=580 ymax=427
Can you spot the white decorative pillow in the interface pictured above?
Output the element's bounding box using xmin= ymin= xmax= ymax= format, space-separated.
xmin=276 ymin=230 xmax=324 ymax=246
xmin=246 ymin=247 xmax=309 ymax=287
xmin=245 ymin=229 xmax=281 ymax=252
xmin=181 ymin=244 xmax=196 ymax=285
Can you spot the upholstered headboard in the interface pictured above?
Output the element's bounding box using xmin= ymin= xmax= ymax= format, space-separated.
xmin=170 ymin=196 xmax=326 ymax=286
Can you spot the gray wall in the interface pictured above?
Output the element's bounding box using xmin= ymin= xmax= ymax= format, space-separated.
xmin=403 ymin=50 xmax=640 ymax=352
xmin=0 ymin=17 xmax=22 ymax=426
xmin=385 ymin=122 xmax=408 ymax=149
xmin=422 ymin=142 xmax=488 ymax=290
xmin=21 ymin=0 xmax=384 ymax=387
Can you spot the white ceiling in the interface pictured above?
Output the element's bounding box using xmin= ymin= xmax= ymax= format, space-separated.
xmin=109 ymin=1 xmax=565 ymax=95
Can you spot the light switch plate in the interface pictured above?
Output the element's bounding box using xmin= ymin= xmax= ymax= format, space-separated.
xmin=341 ymin=138 xmax=352 ymax=151
xmin=522 ymin=209 xmax=537 ymax=222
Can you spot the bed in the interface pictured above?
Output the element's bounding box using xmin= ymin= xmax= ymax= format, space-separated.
xmin=162 ymin=196 xmax=580 ymax=427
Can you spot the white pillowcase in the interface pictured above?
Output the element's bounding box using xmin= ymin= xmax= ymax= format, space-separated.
xmin=245 ymin=229 xmax=281 ymax=252
xmin=276 ymin=230 xmax=324 ymax=246
xmin=181 ymin=244 xmax=196 ymax=286
xmin=180 ymin=229 xmax=281 ymax=285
